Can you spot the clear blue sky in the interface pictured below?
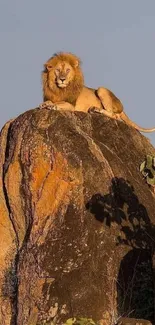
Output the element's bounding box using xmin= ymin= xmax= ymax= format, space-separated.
xmin=0 ymin=0 xmax=155 ymax=145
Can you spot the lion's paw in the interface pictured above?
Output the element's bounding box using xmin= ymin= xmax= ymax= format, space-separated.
xmin=38 ymin=101 xmax=56 ymax=110
xmin=88 ymin=106 xmax=102 ymax=114
xmin=50 ymin=105 xmax=58 ymax=111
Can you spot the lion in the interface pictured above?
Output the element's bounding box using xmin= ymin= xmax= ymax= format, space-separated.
xmin=39 ymin=52 xmax=155 ymax=133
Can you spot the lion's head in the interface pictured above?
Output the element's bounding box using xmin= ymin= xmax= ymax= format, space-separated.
xmin=42 ymin=52 xmax=84 ymax=104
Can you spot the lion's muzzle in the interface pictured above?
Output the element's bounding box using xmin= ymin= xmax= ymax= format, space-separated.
xmin=57 ymin=77 xmax=68 ymax=88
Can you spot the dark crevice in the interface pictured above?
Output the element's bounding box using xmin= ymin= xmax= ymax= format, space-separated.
xmin=2 ymin=121 xmax=20 ymax=325
xmin=10 ymin=253 xmax=20 ymax=325
xmin=2 ymin=121 xmax=20 ymax=246
xmin=2 ymin=180 xmax=20 ymax=325
xmin=1 ymin=115 xmax=35 ymax=324
xmin=11 ymin=115 xmax=35 ymax=324
xmin=2 ymin=176 xmax=20 ymax=248
xmin=19 ymin=113 xmax=36 ymax=235
xmin=3 ymin=122 xmax=18 ymax=176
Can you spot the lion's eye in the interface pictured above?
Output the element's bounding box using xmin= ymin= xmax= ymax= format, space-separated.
xmin=66 ymin=68 xmax=70 ymax=73
xmin=47 ymin=65 xmax=53 ymax=69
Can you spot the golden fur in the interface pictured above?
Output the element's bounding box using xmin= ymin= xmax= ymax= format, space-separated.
xmin=39 ymin=52 xmax=155 ymax=133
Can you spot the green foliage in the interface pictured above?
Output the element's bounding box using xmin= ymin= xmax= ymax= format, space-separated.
xmin=38 ymin=318 xmax=97 ymax=325
xmin=140 ymin=155 xmax=155 ymax=186
xmin=65 ymin=318 xmax=97 ymax=325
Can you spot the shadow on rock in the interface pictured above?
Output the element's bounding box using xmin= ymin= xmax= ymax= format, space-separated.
xmin=86 ymin=177 xmax=155 ymax=321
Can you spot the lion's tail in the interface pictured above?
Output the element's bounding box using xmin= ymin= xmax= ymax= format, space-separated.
xmin=120 ymin=111 xmax=155 ymax=133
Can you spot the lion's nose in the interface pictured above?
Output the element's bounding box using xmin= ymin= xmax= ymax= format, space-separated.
xmin=60 ymin=77 xmax=66 ymax=82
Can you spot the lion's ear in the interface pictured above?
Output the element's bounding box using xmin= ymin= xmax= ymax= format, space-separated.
xmin=74 ymin=60 xmax=79 ymax=68
xmin=44 ymin=63 xmax=53 ymax=71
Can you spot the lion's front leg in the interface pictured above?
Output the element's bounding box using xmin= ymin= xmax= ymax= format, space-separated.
xmin=39 ymin=100 xmax=56 ymax=110
xmin=53 ymin=102 xmax=75 ymax=111
xmin=39 ymin=101 xmax=75 ymax=112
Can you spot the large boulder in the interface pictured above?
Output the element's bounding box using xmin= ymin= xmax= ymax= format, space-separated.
xmin=0 ymin=108 xmax=155 ymax=325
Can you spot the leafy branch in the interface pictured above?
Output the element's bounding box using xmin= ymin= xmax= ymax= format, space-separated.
xmin=140 ymin=155 xmax=155 ymax=187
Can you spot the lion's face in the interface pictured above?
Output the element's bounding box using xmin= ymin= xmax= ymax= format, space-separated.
xmin=43 ymin=53 xmax=84 ymax=104
xmin=46 ymin=61 xmax=75 ymax=89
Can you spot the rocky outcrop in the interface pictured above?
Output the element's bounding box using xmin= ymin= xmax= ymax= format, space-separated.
xmin=0 ymin=108 xmax=155 ymax=325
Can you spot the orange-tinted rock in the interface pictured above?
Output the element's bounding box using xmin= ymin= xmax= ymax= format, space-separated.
xmin=0 ymin=109 xmax=155 ymax=324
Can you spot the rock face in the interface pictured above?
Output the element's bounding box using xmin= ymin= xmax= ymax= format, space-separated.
xmin=0 ymin=108 xmax=155 ymax=325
